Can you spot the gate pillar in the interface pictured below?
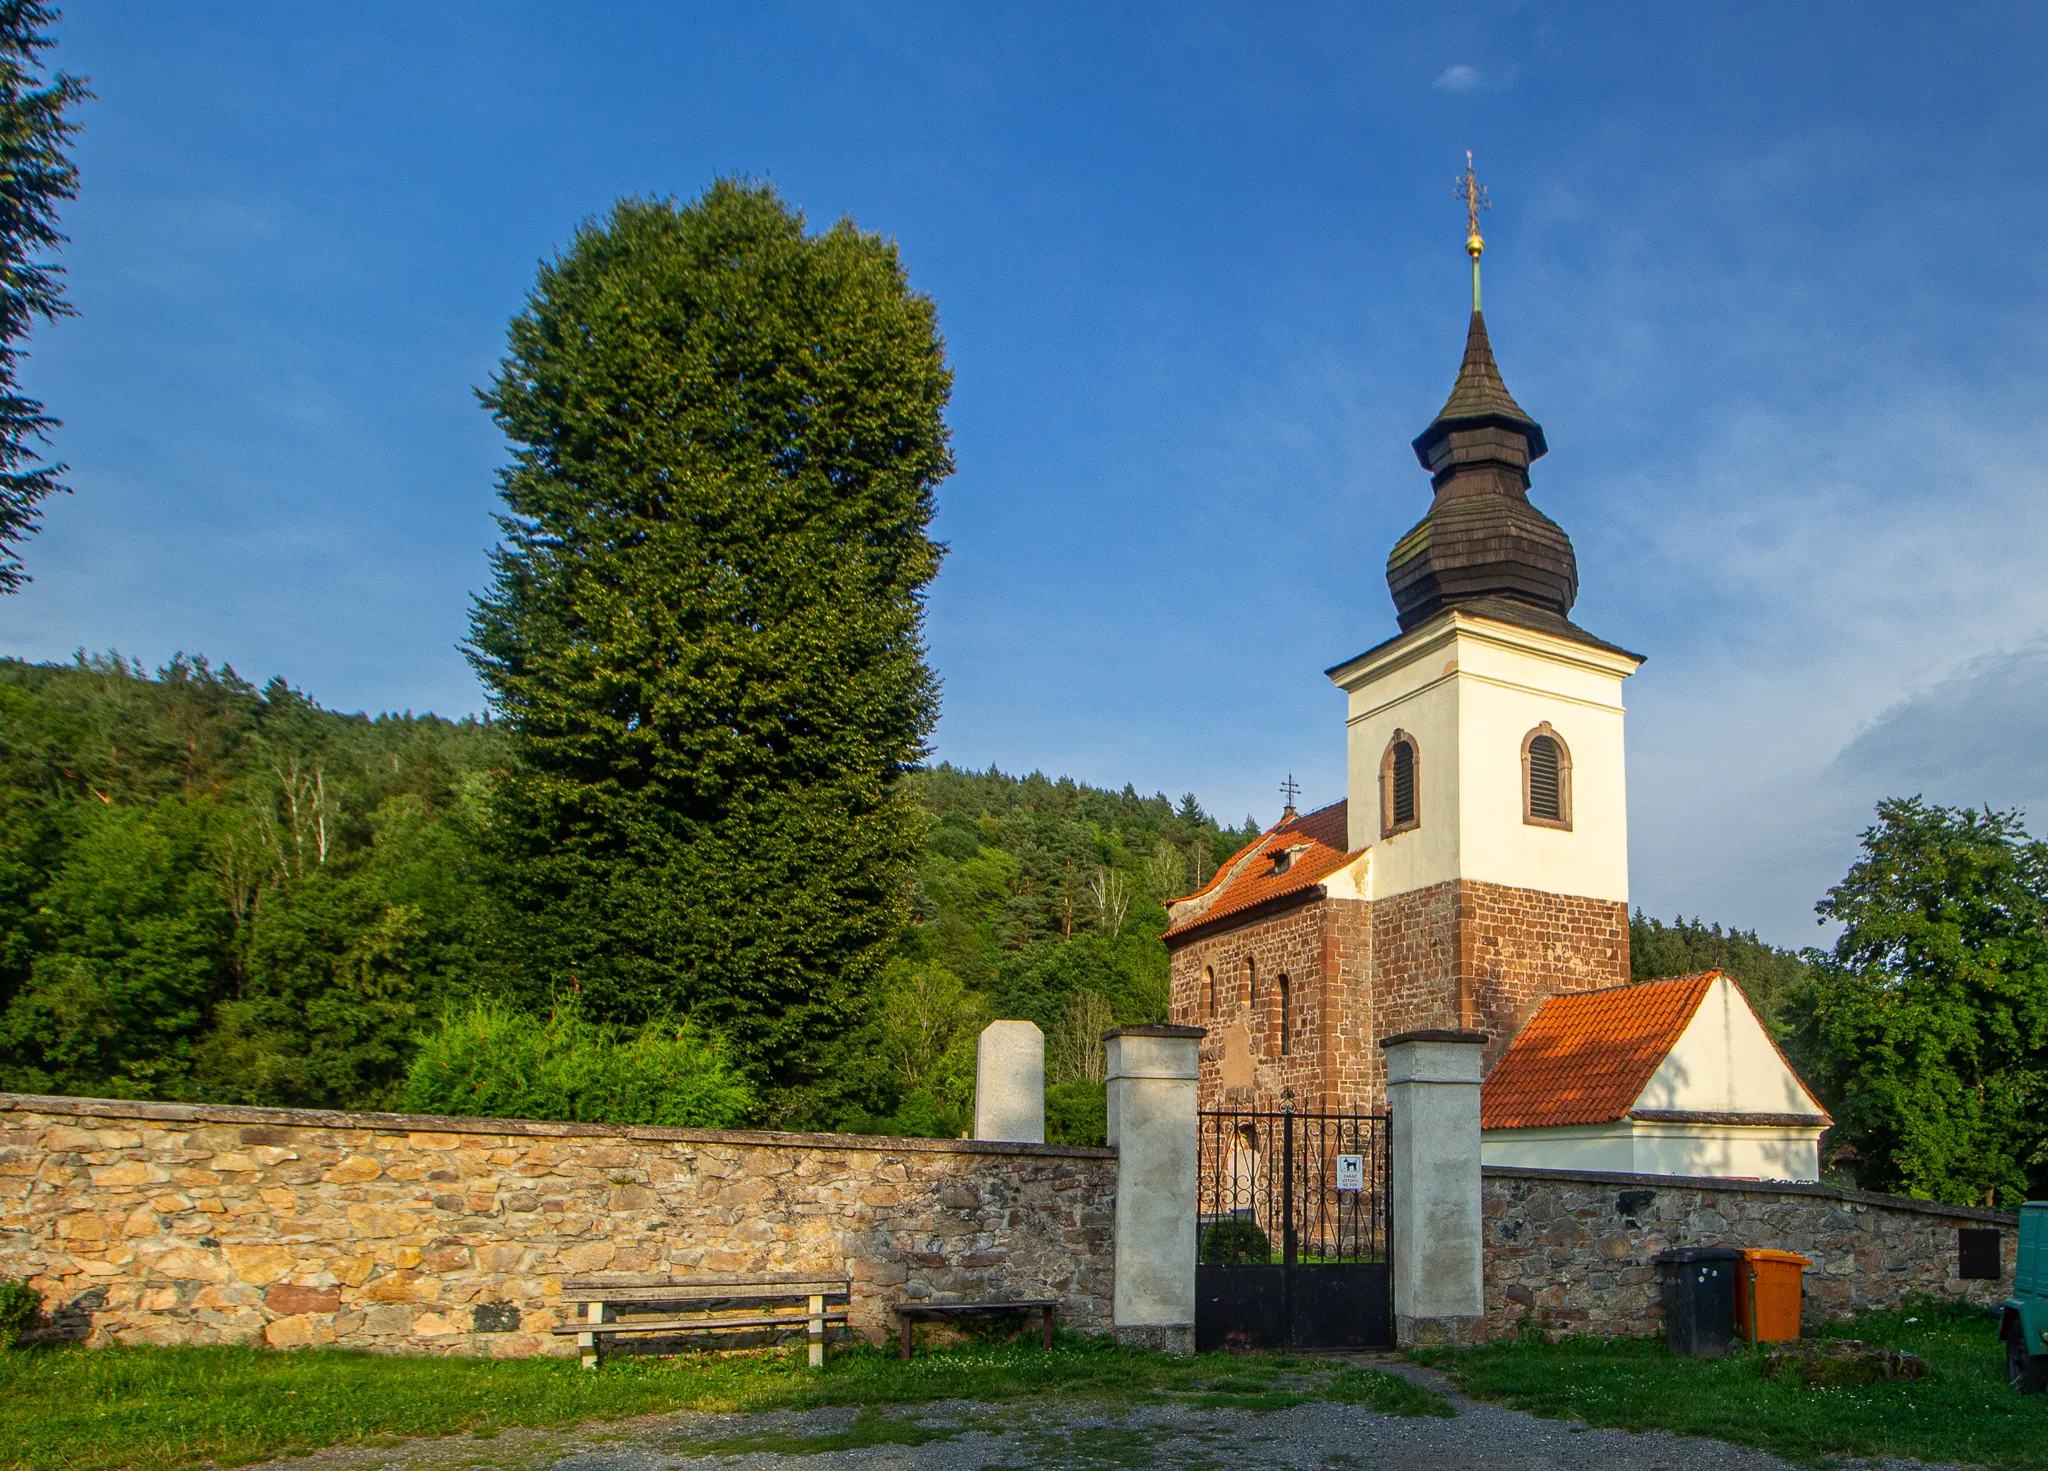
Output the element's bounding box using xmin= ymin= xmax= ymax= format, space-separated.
xmin=1381 ymin=1029 xmax=1488 ymax=1347
xmin=1105 ymin=1024 xmax=1204 ymax=1355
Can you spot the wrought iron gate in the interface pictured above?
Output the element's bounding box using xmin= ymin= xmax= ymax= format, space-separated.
xmin=1195 ymin=1109 xmax=1392 ymax=1351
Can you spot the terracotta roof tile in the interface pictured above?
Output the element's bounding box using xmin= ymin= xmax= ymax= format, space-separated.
xmin=1163 ymin=800 xmax=1360 ymax=940
xmin=1480 ymin=974 xmax=1717 ymax=1130
xmin=1279 ymin=800 xmax=1349 ymax=852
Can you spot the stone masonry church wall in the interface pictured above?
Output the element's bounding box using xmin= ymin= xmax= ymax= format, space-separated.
xmin=1169 ymin=897 xmax=1375 ymax=1113
xmin=1170 ymin=878 xmax=1627 ymax=1110
xmin=0 ymin=1094 xmax=1116 ymax=1355
xmin=1484 ymin=1166 xmax=2015 ymax=1339
xmin=1375 ymin=879 xmax=1630 ymax=1074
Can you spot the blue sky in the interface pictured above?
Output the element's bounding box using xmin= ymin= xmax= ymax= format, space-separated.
xmin=5 ymin=2 xmax=2047 ymax=947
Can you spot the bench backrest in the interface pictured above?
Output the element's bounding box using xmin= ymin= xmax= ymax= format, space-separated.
xmin=561 ymin=1273 xmax=851 ymax=1305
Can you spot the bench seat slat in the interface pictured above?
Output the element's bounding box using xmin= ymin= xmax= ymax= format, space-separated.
xmin=554 ymin=1311 xmax=850 ymax=1336
xmin=892 ymin=1300 xmax=1057 ymax=1314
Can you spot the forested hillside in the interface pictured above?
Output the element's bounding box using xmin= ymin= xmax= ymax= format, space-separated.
xmin=0 ymin=655 xmax=1255 ymax=1142
xmin=13 ymin=655 xmax=2042 ymax=1202
xmin=0 ymin=654 xmax=496 ymax=1109
xmin=842 ymin=766 xmax=1258 ymax=1141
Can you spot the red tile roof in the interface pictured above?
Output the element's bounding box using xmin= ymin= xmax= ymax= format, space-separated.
xmin=1480 ymin=974 xmax=1717 ymax=1130
xmin=1163 ymin=800 xmax=1362 ymax=940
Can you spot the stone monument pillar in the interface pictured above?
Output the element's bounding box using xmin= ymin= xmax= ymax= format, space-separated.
xmin=973 ymin=1020 xmax=1045 ymax=1143
xmin=1105 ymin=1024 xmax=1203 ymax=1355
xmin=1381 ymin=1028 xmax=1488 ymax=1346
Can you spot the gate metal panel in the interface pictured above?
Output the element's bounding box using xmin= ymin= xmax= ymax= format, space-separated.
xmin=1195 ymin=1108 xmax=1391 ymax=1351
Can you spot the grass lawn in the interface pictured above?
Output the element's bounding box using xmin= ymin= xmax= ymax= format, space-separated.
xmin=1415 ymin=1302 xmax=2048 ymax=1469
xmin=0 ymin=1334 xmax=1449 ymax=1471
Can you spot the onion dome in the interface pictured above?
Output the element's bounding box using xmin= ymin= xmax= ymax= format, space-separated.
xmin=1386 ymin=311 xmax=1579 ymax=633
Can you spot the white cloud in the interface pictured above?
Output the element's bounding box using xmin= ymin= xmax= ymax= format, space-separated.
xmin=1434 ymin=64 xmax=1485 ymax=92
xmin=1603 ymin=386 xmax=2048 ymax=944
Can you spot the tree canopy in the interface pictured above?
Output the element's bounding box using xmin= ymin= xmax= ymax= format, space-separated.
xmin=1631 ymin=911 xmax=1812 ymax=1024
xmin=1786 ymin=798 xmax=2048 ymax=1206
xmin=0 ymin=654 xmax=496 ymax=1106
xmin=469 ymin=181 xmax=952 ymax=1095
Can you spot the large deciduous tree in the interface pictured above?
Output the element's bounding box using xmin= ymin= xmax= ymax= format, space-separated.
xmin=1787 ymin=798 xmax=2048 ymax=1206
xmin=0 ymin=1 xmax=86 ymax=592
xmin=468 ymin=182 xmax=952 ymax=1099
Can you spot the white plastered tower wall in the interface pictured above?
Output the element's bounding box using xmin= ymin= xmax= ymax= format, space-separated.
xmin=1330 ymin=609 xmax=1640 ymax=903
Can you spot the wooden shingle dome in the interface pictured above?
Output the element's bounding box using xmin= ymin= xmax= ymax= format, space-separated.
xmin=1387 ymin=311 xmax=1580 ymax=633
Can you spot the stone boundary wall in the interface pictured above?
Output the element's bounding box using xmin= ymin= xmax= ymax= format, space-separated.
xmin=1483 ymin=1165 xmax=2017 ymax=1340
xmin=0 ymin=1094 xmax=1117 ymax=1357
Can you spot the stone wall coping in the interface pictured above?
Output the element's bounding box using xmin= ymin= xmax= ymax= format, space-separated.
xmin=1483 ymin=1163 xmax=2016 ymax=1226
xmin=1102 ymin=1025 xmax=1206 ymax=1039
xmin=0 ymin=1092 xmax=1117 ymax=1159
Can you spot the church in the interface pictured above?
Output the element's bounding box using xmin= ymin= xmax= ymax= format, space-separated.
xmin=1162 ymin=196 xmax=1828 ymax=1179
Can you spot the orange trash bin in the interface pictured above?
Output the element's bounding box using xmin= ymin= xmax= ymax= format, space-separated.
xmin=1736 ymin=1248 xmax=1810 ymax=1342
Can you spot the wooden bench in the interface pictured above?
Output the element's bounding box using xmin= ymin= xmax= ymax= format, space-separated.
xmin=891 ymin=1298 xmax=1058 ymax=1360
xmin=554 ymin=1272 xmax=851 ymax=1369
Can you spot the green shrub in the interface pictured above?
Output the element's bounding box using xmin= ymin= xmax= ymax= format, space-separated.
xmin=394 ymin=999 xmax=756 ymax=1127
xmin=0 ymin=1277 xmax=39 ymax=1347
xmin=1045 ymin=1080 xmax=1107 ymax=1147
xmin=1200 ymin=1218 xmax=1272 ymax=1266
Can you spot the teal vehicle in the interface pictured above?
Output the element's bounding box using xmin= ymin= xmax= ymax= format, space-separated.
xmin=2002 ymin=1202 xmax=2048 ymax=1391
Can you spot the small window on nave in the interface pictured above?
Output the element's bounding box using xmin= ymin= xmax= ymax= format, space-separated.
xmin=1522 ymin=723 xmax=1573 ymax=831
xmin=1380 ymin=731 xmax=1420 ymax=838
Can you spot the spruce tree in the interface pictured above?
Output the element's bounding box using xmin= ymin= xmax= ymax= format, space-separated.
xmin=469 ymin=183 xmax=952 ymax=1099
xmin=0 ymin=2 xmax=88 ymax=591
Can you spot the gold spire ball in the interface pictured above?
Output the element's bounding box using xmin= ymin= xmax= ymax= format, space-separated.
xmin=1455 ymin=150 xmax=1489 ymax=312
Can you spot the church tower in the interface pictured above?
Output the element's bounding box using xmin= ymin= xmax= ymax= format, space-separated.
xmin=1325 ymin=299 xmax=1641 ymax=1069
xmin=1165 ymin=159 xmax=1640 ymax=1107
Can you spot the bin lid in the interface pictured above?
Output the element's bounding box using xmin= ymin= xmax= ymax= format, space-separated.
xmin=1741 ymin=1249 xmax=1811 ymax=1265
xmin=1655 ymin=1247 xmax=1743 ymax=1263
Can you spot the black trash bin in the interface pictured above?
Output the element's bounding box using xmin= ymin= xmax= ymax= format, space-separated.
xmin=1656 ymin=1247 xmax=1743 ymax=1357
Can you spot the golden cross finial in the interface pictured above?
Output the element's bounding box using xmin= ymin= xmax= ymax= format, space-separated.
xmin=1454 ymin=150 xmax=1489 ymax=312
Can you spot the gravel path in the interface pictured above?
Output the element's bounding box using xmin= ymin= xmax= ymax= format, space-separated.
xmin=255 ymin=1359 xmax=1957 ymax=1471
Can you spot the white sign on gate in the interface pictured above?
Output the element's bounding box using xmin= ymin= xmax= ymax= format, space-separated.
xmin=1334 ymin=1153 xmax=1365 ymax=1192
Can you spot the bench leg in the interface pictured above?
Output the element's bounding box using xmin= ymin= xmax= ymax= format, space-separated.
xmin=900 ymin=1313 xmax=913 ymax=1361
xmin=581 ymin=1301 xmax=605 ymax=1370
xmin=808 ymin=1294 xmax=825 ymax=1370
xmin=1042 ymin=1305 xmax=1054 ymax=1350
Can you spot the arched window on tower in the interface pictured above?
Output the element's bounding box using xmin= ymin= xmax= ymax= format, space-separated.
xmin=1203 ymin=965 xmax=1216 ymax=1019
xmin=1380 ymin=731 xmax=1420 ymax=838
xmin=1277 ymin=974 xmax=1292 ymax=1056
xmin=1246 ymin=955 xmax=1257 ymax=1011
xmin=1522 ymin=722 xmax=1573 ymax=831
